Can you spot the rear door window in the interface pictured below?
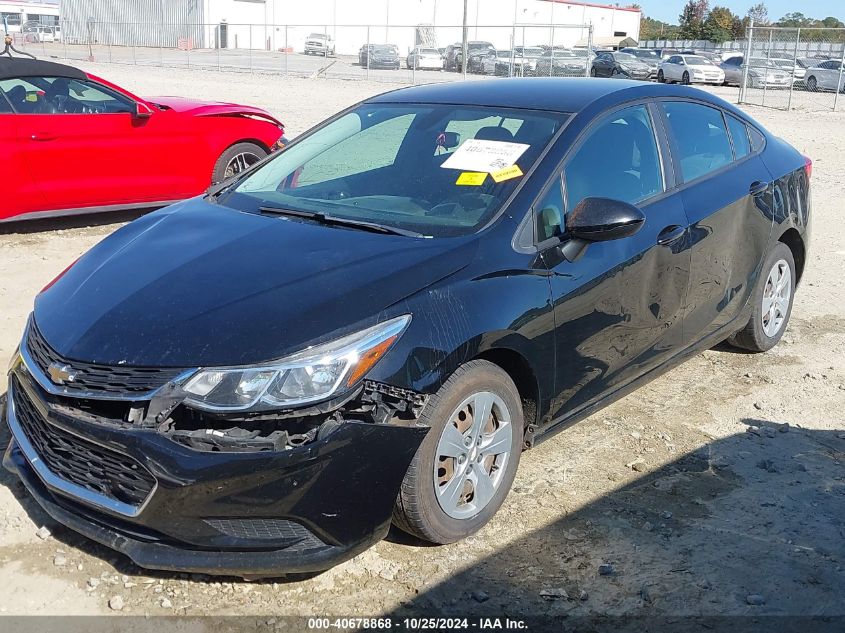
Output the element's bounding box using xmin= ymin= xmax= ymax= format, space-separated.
xmin=662 ymin=101 xmax=733 ymax=182
xmin=725 ymin=114 xmax=751 ymax=159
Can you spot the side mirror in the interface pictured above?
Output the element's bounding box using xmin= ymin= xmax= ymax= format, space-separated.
xmin=566 ymin=197 xmax=645 ymax=242
xmin=134 ymin=102 xmax=154 ymax=119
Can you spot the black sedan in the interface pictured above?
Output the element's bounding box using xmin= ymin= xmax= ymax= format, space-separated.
xmin=4 ymin=79 xmax=811 ymax=578
xmin=591 ymin=51 xmax=652 ymax=80
xmin=358 ymin=44 xmax=400 ymax=70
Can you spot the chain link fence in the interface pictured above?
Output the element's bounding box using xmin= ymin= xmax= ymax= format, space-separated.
xmin=739 ymin=25 xmax=845 ymax=112
xmin=10 ymin=20 xmax=595 ymax=85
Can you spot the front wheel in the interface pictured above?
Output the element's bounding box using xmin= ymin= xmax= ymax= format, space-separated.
xmin=211 ymin=142 xmax=267 ymax=184
xmin=806 ymin=76 xmax=818 ymax=92
xmin=393 ymin=360 xmax=523 ymax=544
xmin=682 ymin=71 xmax=690 ymax=85
xmin=727 ymin=243 xmax=796 ymax=353
xmin=590 ymin=67 xmax=597 ymax=77
xmin=657 ymin=70 xmax=665 ymax=83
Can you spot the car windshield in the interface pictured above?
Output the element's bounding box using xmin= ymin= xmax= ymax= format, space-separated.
xmin=373 ymin=45 xmax=396 ymax=54
xmin=418 ymin=48 xmax=439 ymax=55
xmin=569 ymin=49 xmax=589 ymax=57
xmin=749 ymin=58 xmax=781 ymax=68
xmin=685 ymin=57 xmax=712 ymax=65
xmin=770 ymin=59 xmax=795 ymax=68
xmin=225 ymin=104 xmax=568 ymax=238
xmin=517 ymin=47 xmax=544 ymax=57
xmin=615 ymin=53 xmax=638 ymax=62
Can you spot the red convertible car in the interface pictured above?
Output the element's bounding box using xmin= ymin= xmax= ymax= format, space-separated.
xmin=1 ymin=57 xmax=286 ymax=222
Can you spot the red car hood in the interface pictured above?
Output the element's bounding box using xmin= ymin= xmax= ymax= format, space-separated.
xmin=146 ymin=96 xmax=283 ymax=127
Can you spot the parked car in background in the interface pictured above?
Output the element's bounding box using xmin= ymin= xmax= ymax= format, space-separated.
xmin=591 ymin=51 xmax=651 ymax=80
xmin=658 ymin=54 xmax=725 ymax=85
xmin=304 ymin=33 xmax=335 ymax=56
xmin=407 ymin=46 xmax=443 ymax=70
xmin=767 ymin=57 xmax=806 ymax=84
xmin=620 ymin=47 xmax=661 ymax=77
xmin=0 ymin=57 xmax=286 ymax=222
xmin=535 ymin=48 xmax=589 ymax=77
xmin=4 ymin=78 xmax=811 ymax=577
xmin=679 ymin=49 xmax=721 ymax=63
xmin=443 ymin=43 xmax=463 ymax=71
xmin=481 ymin=49 xmax=521 ymax=76
xmin=512 ymin=46 xmax=544 ymax=74
xmin=447 ymin=41 xmax=494 ymax=73
xmin=22 ymin=24 xmax=60 ymax=43
xmin=359 ymin=44 xmax=400 ymax=70
xmin=804 ymin=59 xmax=845 ymax=92
xmin=465 ymin=41 xmax=496 ymax=74
xmin=720 ymin=56 xmax=791 ymax=88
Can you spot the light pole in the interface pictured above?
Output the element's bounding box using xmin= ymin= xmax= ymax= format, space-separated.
xmin=461 ymin=0 xmax=468 ymax=79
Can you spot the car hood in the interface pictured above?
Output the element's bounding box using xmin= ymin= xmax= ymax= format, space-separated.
xmin=146 ymin=96 xmax=283 ymax=127
xmin=33 ymin=199 xmax=476 ymax=368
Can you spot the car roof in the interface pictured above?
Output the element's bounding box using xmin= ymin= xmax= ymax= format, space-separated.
xmin=0 ymin=57 xmax=87 ymax=81
xmin=366 ymin=77 xmax=737 ymax=115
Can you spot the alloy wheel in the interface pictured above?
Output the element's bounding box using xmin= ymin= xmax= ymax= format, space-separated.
xmin=224 ymin=152 xmax=261 ymax=180
xmin=761 ymin=258 xmax=792 ymax=338
xmin=433 ymin=391 xmax=512 ymax=520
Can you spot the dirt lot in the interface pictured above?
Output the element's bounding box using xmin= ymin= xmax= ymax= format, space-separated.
xmin=0 ymin=63 xmax=843 ymax=624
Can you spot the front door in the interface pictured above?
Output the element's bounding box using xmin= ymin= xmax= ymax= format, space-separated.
xmin=540 ymin=103 xmax=691 ymax=425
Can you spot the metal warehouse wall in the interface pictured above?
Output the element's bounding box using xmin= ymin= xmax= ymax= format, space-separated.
xmin=60 ymin=0 xmax=206 ymax=48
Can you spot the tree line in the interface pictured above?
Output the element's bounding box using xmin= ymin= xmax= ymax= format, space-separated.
xmin=630 ymin=1 xmax=845 ymax=43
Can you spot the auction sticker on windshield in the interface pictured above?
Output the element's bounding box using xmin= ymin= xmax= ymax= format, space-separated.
xmin=441 ymin=139 xmax=530 ymax=174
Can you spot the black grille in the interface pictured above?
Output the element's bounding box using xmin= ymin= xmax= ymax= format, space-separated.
xmin=205 ymin=518 xmax=324 ymax=548
xmin=25 ymin=321 xmax=185 ymax=395
xmin=12 ymin=377 xmax=156 ymax=508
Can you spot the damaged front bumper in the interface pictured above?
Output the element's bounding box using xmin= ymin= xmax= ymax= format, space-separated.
xmin=3 ymin=361 xmax=429 ymax=577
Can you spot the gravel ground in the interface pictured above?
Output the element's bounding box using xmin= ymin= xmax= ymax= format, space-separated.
xmin=0 ymin=63 xmax=843 ymax=623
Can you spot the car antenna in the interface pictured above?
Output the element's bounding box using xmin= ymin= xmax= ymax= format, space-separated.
xmin=1 ymin=16 xmax=36 ymax=59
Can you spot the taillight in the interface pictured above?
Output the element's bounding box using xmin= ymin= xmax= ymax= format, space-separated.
xmin=41 ymin=258 xmax=78 ymax=293
xmin=803 ymin=155 xmax=813 ymax=180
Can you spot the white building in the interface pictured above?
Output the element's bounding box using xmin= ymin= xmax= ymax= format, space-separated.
xmin=58 ymin=0 xmax=640 ymax=55
xmin=1 ymin=0 xmax=59 ymax=32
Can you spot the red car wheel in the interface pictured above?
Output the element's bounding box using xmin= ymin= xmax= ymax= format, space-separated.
xmin=212 ymin=142 xmax=267 ymax=184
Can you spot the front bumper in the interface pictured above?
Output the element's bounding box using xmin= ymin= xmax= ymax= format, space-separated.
xmin=3 ymin=369 xmax=428 ymax=577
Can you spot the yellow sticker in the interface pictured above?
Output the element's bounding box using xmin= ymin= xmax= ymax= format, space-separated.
xmin=491 ymin=164 xmax=524 ymax=183
xmin=456 ymin=172 xmax=487 ymax=186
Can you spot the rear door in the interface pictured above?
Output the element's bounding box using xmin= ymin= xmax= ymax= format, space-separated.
xmin=659 ymin=100 xmax=774 ymax=345
xmin=0 ymin=88 xmax=49 ymax=220
xmin=540 ymin=102 xmax=691 ymax=423
xmin=8 ymin=76 xmax=195 ymax=211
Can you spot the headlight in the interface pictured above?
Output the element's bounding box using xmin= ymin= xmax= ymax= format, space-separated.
xmin=183 ymin=315 xmax=411 ymax=411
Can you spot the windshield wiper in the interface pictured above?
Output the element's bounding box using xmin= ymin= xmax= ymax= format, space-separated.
xmin=258 ymin=205 xmax=425 ymax=238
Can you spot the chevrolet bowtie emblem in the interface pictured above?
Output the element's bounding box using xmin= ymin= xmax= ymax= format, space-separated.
xmin=47 ymin=362 xmax=76 ymax=385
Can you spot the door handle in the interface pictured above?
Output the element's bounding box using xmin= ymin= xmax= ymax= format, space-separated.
xmin=30 ymin=133 xmax=58 ymax=142
xmin=749 ymin=180 xmax=769 ymax=196
xmin=656 ymin=225 xmax=686 ymax=246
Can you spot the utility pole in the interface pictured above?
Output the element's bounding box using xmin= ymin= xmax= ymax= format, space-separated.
xmin=461 ymin=0 xmax=468 ymax=79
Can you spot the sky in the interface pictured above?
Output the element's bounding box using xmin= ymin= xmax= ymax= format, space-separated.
xmin=635 ymin=0 xmax=845 ymax=24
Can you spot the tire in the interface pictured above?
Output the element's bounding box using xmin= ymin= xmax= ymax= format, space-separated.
xmin=806 ymin=76 xmax=817 ymax=92
xmin=657 ymin=70 xmax=665 ymax=83
xmin=392 ymin=360 xmax=524 ymax=544
xmin=727 ymin=243 xmax=796 ymax=353
xmin=211 ymin=142 xmax=267 ymax=184
xmin=590 ymin=67 xmax=597 ymax=77
xmin=682 ymin=71 xmax=690 ymax=85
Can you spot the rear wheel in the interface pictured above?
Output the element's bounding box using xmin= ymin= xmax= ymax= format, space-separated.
xmin=393 ymin=360 xmax=523 ymax=544
xmin=657 ymin=69 xmax=665 ymax=83
xmin=590 ymin=66 xmax=597 ymax=77
xmin=727 ymin=243 xmax=796 ymax=353
xmin=211 ymin=142 xmax=266 ymax=184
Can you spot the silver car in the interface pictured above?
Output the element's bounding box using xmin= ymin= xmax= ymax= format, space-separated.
xmin=803 ymin=60 xmax=845 ymax=92
xmin=406 ymin=47 xmax=444 ymax=71
xmin=534 ymin=48 xmax=588 ymax=77
xmin=658 ymin=54 xmax=725 ymax=85
xmin=720 ymin=56 xmax=791 ymax=88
